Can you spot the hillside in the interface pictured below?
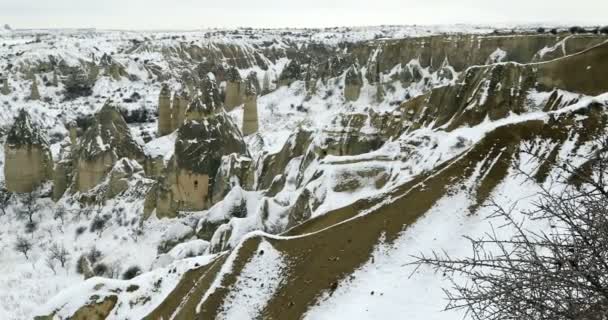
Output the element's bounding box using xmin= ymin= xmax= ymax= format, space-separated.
xmin=0 ymin=25 xmax=605 ymax=319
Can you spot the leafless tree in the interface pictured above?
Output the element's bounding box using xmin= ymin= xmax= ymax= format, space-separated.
xmin=0 ymin=185 xmax=12 ymax=216
xmin=53 ymin=206 xmax=66 ymax=225
xmin=14 ymin=236 xmax=32 ymax=260
xmin=18 ymin=191 xmax=39 ymax=223
xmin=45 ymin=256 xmax=57 ymax=275
xmin=412 ymin=137 xmax=608 ymax=320
xmin=49 ymin=242 xmax=70 ymax=268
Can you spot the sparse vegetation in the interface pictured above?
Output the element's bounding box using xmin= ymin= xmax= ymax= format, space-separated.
xmin=18 ymin=191 xmax=39 ymax=224
xmin=49 ymin=242 xmax=70 ymax=268
xmin=62 ymin=65 xmax=95 ymax=99
xmin=93 ymin=263 xmax=109 ymax=276
xmin=14 ymin=236 xmax=32 ymax=260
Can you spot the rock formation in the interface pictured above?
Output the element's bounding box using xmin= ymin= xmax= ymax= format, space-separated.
xmin=4 ymin=109 xmax=53 ymax=193
xmin=99 ymin=53 xmax=127 ymax=80
xmin=171 ymin=90 xmax=189 ymax=131
xmin=262 ymin=71 xmax=272 ymax=94
xmin=146 ymin=75 xmax=248 ymax=217
xmin=278 ymin=59 xmax=301 ymax=87
xmin=344 ymin=64 xmax=363 ymax=101
xmin=74 ymin=101 xmax=145 ymax=193
xmin=0 ymin=74 xmax=9 ymax=95
xmin=157 ymin=84 xmax=172 ymax=136
xmin=224 ymin=67 xmax=242 ymax=111
xmin=30 ymin=77 xmax=40 ymax=100
xmin=242 ymin=76 xmax=259 ymax=135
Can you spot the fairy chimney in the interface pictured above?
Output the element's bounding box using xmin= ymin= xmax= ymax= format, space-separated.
xmin=224 ymin=67 xmax=242 ymax=111
xmin=30 ymin=78 xmax=40 ymax=100
xmin=344 ymin=64 xmax=363 ymax=102
xmin=0 ymin=74 xmax=9 ymax=95
xmin=4 ymin=109 xmax=53 ymax=193
xmin=242 ymin=77 xmax=259 ymax=135
xmin=158 ymin=84 xmax=172 ymax=136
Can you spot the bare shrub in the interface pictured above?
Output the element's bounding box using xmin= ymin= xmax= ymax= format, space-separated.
xmin=412 ymin=137 xmax=608 ymax=319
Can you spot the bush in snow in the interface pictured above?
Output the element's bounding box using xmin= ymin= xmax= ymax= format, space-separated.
xmin=89 ymin=215 xmax=109 ymax=235
xmin=87 ymin=246 xmax=103 ymax=265
xmin=93 ymin=263 xmax=109 ymax=277
xmin=75 ymin=226 xmax=87 ymax=237
xmin=122 ymin=265 xmax=142 ymax=280
xmin=14 ymin=236 xmax=33 ymax=260
xmin=25 ymin=220 xmax=37 ymax=234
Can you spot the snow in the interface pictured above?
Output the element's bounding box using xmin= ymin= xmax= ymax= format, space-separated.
xmin=488 ymin=47 xmax=507 ymax=63
xmin=38 ymin=254 xmax=218 ymax=320
xmin=145 ymin=131 xmax=177 ymax=162
xmin=217 ymin=240 xmax=287 ymax=319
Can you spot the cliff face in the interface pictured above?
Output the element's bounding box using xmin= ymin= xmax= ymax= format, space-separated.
xmin=4 ymin=109 xmax=53 ymax=193
xmin=354 ymin=34 xmax=606 ymax=78
xmin=399 ymin=41 xmax=608 ymax=132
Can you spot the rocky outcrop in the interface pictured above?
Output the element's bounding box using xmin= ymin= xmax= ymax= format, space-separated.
xmin=344 ymin=64 xmax=363 ymax=101
xmin=224 ymin=67 xmax=242 ymax=111
xmin=4 ymin=109 xmax=53 ymax=193
xmin=278 ymin=59 xmax=302 ymax=87
xmin=211 ymin=154 xmax=255 ymax=206
xmin=158 ymin=84 xmax=172 ymax=136
xmin=98 ymin=53 xmax=128 ymax=80
xmin=106 ymin=158 xmax=144 ymax=199
xmin=257 ymin=128 xmax=313 ymax=191
xmin=242 ymin=77 xmax=258 ymax=135
xmin=74 ymin=102 xmax=145 ymax=193
xmin=321 ymin=110 xmax=404 ymax=156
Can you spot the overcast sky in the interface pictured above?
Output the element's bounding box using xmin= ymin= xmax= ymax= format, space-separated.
xmin=1 ymin=0 xmax=606 ymax=30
